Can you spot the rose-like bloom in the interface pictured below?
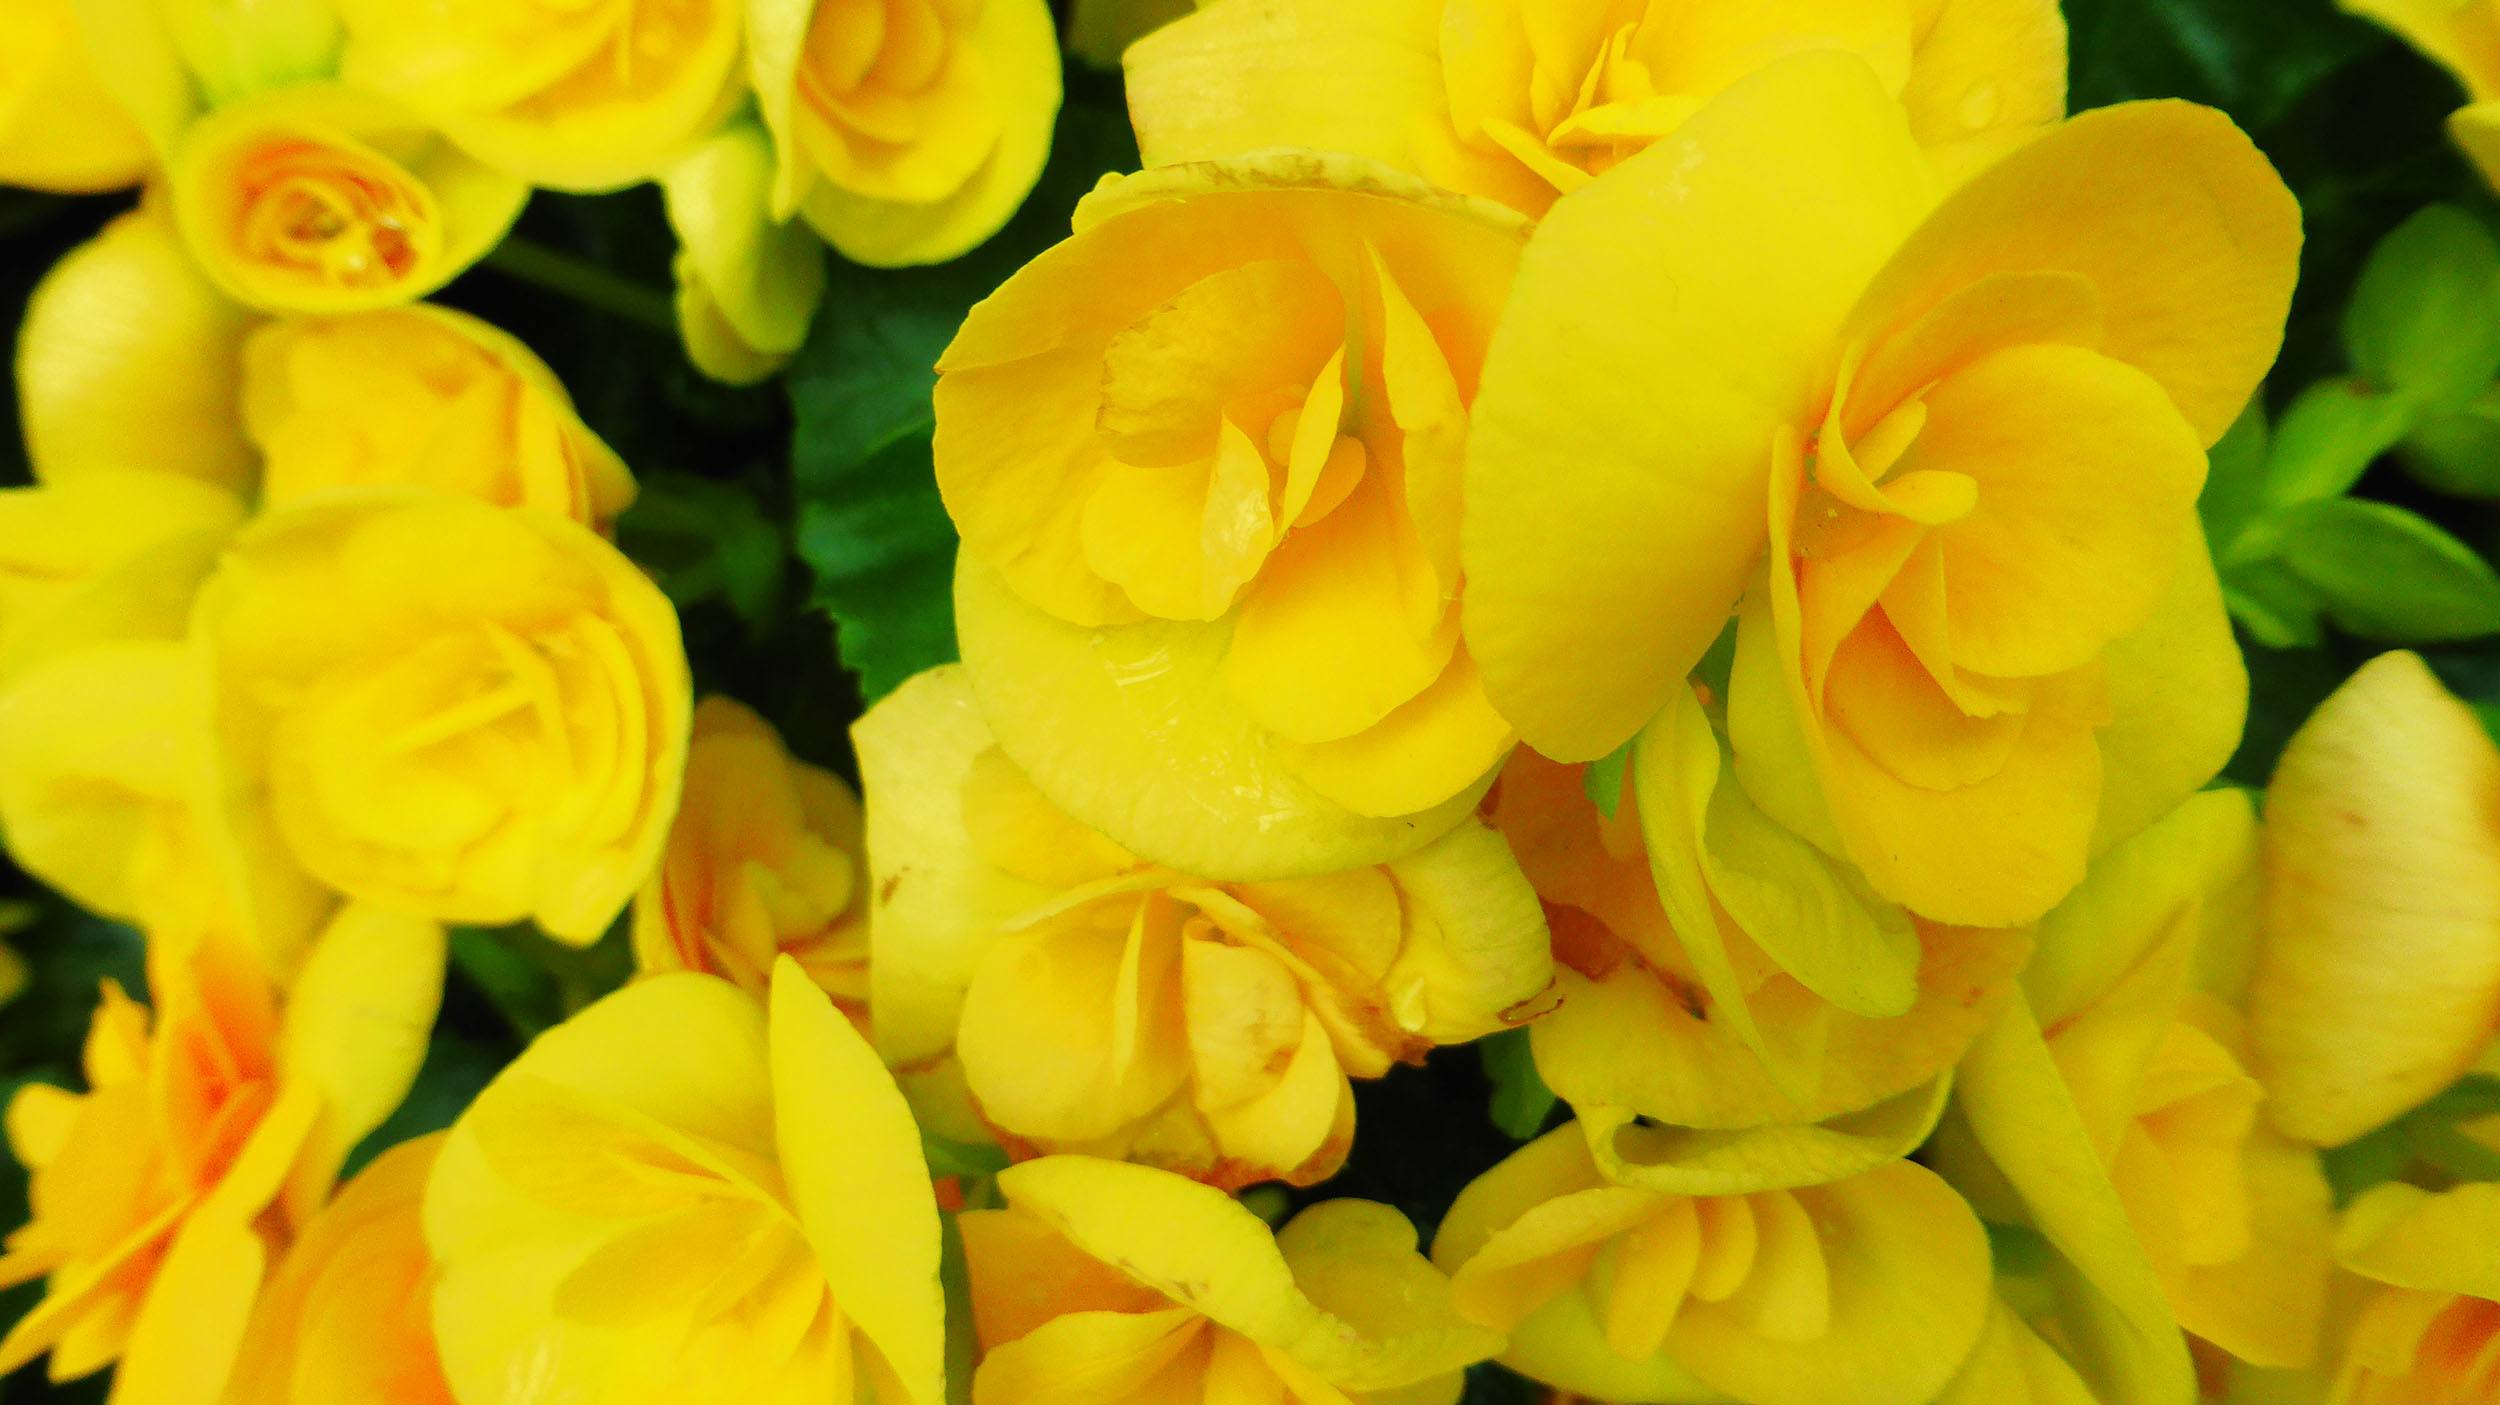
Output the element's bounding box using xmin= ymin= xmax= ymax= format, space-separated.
xmin=633 ymin=696 xmax=867 ymax=1013
xmin=857 ymin=665 xmax=1552 ymax=1187
xmin=1432 ymin=1121 xmax=1992 ymax=1405
xmin=1129 ymin=0 xmax=2067 ymax=218
xmin=0 ymin=0 xmax=153 ymax=191
xmin=937 ymin=152 xmax=1529 ymax=878
xmin=1465 ymin=53 xmax=2297 ymax=926
xmin=242 ymin=305 xmax=636 ymax=527
xmin=1938 ymin=793 xmax=2331 ymax=1399
xmin=961 ymin=1155 xmax=1500 ymax=1405
xmin=1493 ymin=691 xmax=2026 ymax=1145
xmin=661 ymin=123 xmax=829 ymax=384
xmin=338 ymin=0 xmax=745 ymax=192
xmin=2344 ymin=0 xmax=2500 ymax=187
xmin=2249 ymin=651 xmax=2500 ymax=1148
xmin=194 ymin=489 xmax=692 ymax=943
xmin=0 ymin=907 xmax=443 ymax=1390
xmin=745 ymin=0 xmax=1061 ymax=267
xmin=424 ymin=961 xmax=947 ymax=1403
xmin=169 ymin=82 xmax=528 ymax=313
xmin=2326 ymin=1182 xmax=2500 ymax=1403
xmin=0 ymin=468 xmax=244 ymax=687
xmin=17 ymin=205 xmax=257 ymax=490
xmin=224 ymin=1134 xmax=454 ymax=1405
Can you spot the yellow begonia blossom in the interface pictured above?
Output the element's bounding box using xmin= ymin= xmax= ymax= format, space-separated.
xmin=1937 ymin=792 xmax=2332 ymax=1395
xmin=2325 ymin=1182 xmax=2500 ymax=1403
xmin=425 ymin=962 xmax=948 ymax=1404
xmin=963 ymin=1155 xmax=1500 ymax=1405
xmin=1932 ymin=1299 xmax=2100 ymax=1405
xmin=241 ymin=305 xmax=637 ymax=528
xmin=194 ymin=489 xmax=691 ymax=944
xmin=2249 ymin=651 xmax=2500 ymax=1148
xmin=1433 ymin=1121 xmax=1993 ymax=1405
xmin=0 ymin=906 xmax=443 ymax=1394
xmin=634 ymin=696 xmax=868 ymax=1015
xmin=2343 ymin=0 xmax=2500 ymax=186
xmin=857 ymin=665 xmax=1552 ymax=1187
xmin=0 ymin=0 xmax=155 ymax=191
xmin=745 ymin=0 xmax=1062 ymax=267
xmin=1488 ymin=712 xmax=2025 ymax=1142
xmin=17 ymin=205 xmax=256 ymax=491
xmin=1465 ymin=52 xmax=2294 ymax=927
xmin=661 ymin=123 xmax=829 ymax=385
xmin=337 ymin=0 xmax=743 ymax=193
xmin=223 ymin=1134 xmax=454 ymax=1405
xmin=1128 ymin=0 xmax=2066 ymax=219
xmin=937 ymin=152 xmax=1530 ymax=877
xmin=167 ymin=82 xmax=528 ymax=314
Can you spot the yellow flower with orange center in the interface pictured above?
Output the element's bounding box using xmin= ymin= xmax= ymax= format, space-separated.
xmin=1128 ymin=0 xmax=2069 ymax=217
xmin=857 ymin=665 xmax=1553 ymax=1187
xmin=0 ymin=907 xmax=443 ymax=1393
xmin=2327 ymin=1182 xmax=2500 ymax=1404
xmin=169 ymin=83 xmax=528 ymax=313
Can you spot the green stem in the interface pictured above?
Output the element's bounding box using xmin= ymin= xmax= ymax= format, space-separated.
xmin=486 ymin=236 xmax=677 ymax=334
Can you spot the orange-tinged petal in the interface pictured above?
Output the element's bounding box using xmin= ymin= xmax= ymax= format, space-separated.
xmin=2250 ymin=651 xmax=2500 ymax=1147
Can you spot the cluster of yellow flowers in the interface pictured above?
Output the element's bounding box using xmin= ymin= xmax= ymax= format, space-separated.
xmin=4 ymin=1 xmax=2499 ymax=1404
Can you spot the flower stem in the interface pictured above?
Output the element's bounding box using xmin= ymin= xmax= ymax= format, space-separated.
xmin=485 ymin=236 xmax=677 ymax=334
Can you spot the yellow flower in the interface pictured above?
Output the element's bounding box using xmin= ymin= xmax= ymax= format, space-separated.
xmin=168 ymin=82 xmax=528 ymax=313
xmin=962 ymin=1155 xmax=1500 ymax=1405
xmin=1432 ymin=1122 xmax=1993 ymax=1405
xmin=1938 ymin=793 xmax=2332 ymax=1397
xmin=745 ymin=0 xmax=1062 ymax=267
xmin=424 ymin=961 xmax=947 ymax=1404
xmin=937 ymin=152 xmax=1529 ymax=877
xmin=0 ymin=906 xmax=444 ymax=1391
xmin=660 ymin=122 xmax=830 ymax=385
xmin=1931 ymin=1299 xmax=2101 ymax=1405
xmin=2249 ymin=650 xmax=2500 ymax=1149
xmin=2344 ymin=0 xmax=2500 ymax=186
xmin=338 ymin=0 xmax=746 ymax=192
xmin=0 ymin=0 xmax=155 ymax=191
xmin=242 ymin=305 xmax=637 ymax=528
xmin=1465 ymin=52 xmax=2298 ymax=926
xmin=2326 ymin=1182 xmax=2500 ymax=1403
xmin=634 ymin=696 xmax=868 ymax=1014
xmin=194 ymin=489 xmax=692 ymax=944
xmin=1127 ymin=0 xmax=2068 ymax=218
xmin=223 ymin=1134 xmax=455 ymax=1405
xmin=856 ymin=665 xmax=1552 ymax=1187
xmin=16 ymin=204 xmax=257 ymax=491
xmin=1492 ymin=693 xmax=2027 ymax=1144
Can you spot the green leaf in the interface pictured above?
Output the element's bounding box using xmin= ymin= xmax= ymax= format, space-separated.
xmin=2344 ymin=205 xmax=2500 ymax=406
xmin=2403 ymin=384 xmax=2500 ymax=497
xmin=1583 ymin=740 xmax=1632 ymax=819
xmin=922 ymin=1131 xmax=1011 ymax=1181
xmin=615 ymin=471 xmax=788 ymax=632
xmin=2256 ymin=378 xmax=2416 ymax=509
xmin=2199 ymin=398 xmax=2271 ymax=552
xmin=2270 ymin=497 xmax=2500 ymax=642
xmin=2220 ymin=559 xmax=2325 ymax=650
xmin=2063 ymin=0 xmax=2388 ymax=129
xmin=786 ymin=100 xmax=1141 ymax=702
xmin=1480 ymin=1028 xmax=1558 ymax=1141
